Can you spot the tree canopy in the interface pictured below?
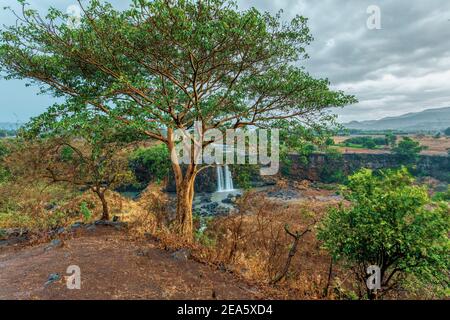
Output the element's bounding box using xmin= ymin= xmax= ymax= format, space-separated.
xmin=0 ymin=0 xmax=355 ymax=137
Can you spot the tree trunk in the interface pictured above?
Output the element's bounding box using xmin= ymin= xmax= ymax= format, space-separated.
xmin=323 ymin=257 xmax=334 ymax=298
xmin=97 ymin=190 xmax=110 ymax=221
xmin=175 ymin=177 xmax=196 ymax=240
xmin=168 ymin=130 xmax=198 ymax=242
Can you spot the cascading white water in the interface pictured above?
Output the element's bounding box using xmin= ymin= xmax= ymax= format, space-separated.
xmin=216 ymin=165 xmax=224 ymax=192
xmin=224 ymin=165 xmax=234 ymax=191
xmin=216 ymin=165 xmax=234 ymax=192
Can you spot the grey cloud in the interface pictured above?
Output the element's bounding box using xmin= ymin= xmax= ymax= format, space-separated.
xmin=1 ymin=0 xmax=449 ymax=122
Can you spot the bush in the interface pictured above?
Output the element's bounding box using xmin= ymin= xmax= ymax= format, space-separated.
xmin=343 ymin=136 xmax=386 ymax=149
xmin=362 ymin=139 xmax=376 ymax=149
xmin=325 ymin=137 xmax=335 ymax=146
xmin=318 ymin=168 xmax=449 ymax=299
xmin=433 ymin=187 xmax=450 ymax=202
xmin=232 ymin=164 xmax=260 ymax=190
xmin=129 ymin=144 xmax=171 ymax=184
xmin=385 ymin=133 xmax=397 ymax=147
xmin=80 ymin=201 xmax=93 ymax=221
xmin=0 ymin=129 xmax=16 ymax=138
xmin=392 ymin=137 xmax=426 ymax=164
xmin=319 ymin=149 xmax=346 ymax=184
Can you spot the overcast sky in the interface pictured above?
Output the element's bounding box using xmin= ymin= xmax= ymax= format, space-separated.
xmin=0 ymin=0 xmax=449 ymax=123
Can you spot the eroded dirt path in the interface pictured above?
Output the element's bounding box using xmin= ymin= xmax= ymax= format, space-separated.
xmin=0 ymin=228 xmax=262 ymax=300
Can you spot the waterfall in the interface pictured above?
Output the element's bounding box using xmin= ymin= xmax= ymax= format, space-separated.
xmin=224 ymin=165 xmax=234 ymax=191
xmin=216 ymin=165 xmax=234 ymax=192
xmin=216 ymin=165 xmax=224 ymax=192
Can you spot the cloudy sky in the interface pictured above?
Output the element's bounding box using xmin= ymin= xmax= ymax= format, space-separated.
xmin=0 ymin=0 xmax=449 ymax=123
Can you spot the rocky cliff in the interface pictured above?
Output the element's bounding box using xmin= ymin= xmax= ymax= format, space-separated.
xmin=133 ymin=153 xmax=449 ymax=193
xmin=287 ymin=153 xmax=449 ymax=182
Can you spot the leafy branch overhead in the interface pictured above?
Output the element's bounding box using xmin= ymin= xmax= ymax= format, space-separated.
xmin=0 ymin=0 xmax=356 ymax=139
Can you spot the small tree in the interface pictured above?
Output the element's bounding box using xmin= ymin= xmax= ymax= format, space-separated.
xmin=13 ymin=116 xmax=139 ymax=220
xmin=444 ymin=127 xmax=450 ymax=136
xmin=385 ymin=133 xmax=397 ymax=148
xmin=362 ymin=139 xmax=376 ymax=150
xmin=392 ymin=137 xmax=425 ymax=164
xmin=318 ymin=168 xmax=449 ymax=299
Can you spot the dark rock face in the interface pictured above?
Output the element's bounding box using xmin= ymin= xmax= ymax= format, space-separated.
xmin=286 ymin=153 xmax=450 ymax=182
xmin=214 ymin=206 xmax=231 ymax=216
xmin=193 ymin=192 xmax=242 ymax=216
xmin=131 ymin=152 xmax=449 ymax=192
xmin=93 ymin=220 xmax=127 ymax=231
xmin=166 ymin=166 xmax=219 ymax=193
xmin=70 ymin=222 xmax=84 ymax=230
xmin=86 ymin=225 xmax=97 ymax=232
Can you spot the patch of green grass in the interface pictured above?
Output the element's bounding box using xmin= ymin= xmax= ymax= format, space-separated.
xmin=0 ymin=211 xmax=33 ymax=229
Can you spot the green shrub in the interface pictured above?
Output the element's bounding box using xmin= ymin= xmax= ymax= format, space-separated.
xmin=319 ymin=149 xmax=346 ymax=184
xmin=232 ymin=163 xmax=259 ymax=190
xmin=433 ymin=187 xmax=450 ymax=202
xmin=129 ymin=144 xmax=170 ymax=184
xmin=362 ymin=139 xmax=376 ymax=149
xmin=80 ymin=201 xmax=93 ymax=221
xmin=60 ymin=145 xmax=74 ymax=162
xmin=318 ymin=167 xmax=449 ymax=299
xmin=343 ymin=136 xmax=386 ymax=149
xmin=392 ymin=137 xmax=426 ymax=164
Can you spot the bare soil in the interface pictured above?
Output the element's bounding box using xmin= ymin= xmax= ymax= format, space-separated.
xmin=0 ymin=227 xmax=264 ymax=300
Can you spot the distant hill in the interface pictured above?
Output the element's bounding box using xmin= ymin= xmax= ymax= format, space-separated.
xmin=344 ymin=107 xmax=450 ymax=132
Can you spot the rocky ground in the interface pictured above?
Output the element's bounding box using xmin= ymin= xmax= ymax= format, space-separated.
xmin=0 ymin=226 xmax=264 ymax=300
xmin=0 ymin=182 xmax=346 ymax=300
xmin=191 ymin=184 xmax=343 ymax=217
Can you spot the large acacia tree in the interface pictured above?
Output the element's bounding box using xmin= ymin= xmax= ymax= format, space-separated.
xmin=0 ymin=0 xmax=355 ymax=240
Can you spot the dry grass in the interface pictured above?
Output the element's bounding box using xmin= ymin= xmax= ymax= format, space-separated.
xmin=125 ymin=190 xmax=348 ymax=299
xmin=333 ymin=135 xmax=450 ymax=155
xmin=414 ymin=135 xmax=450 ymax=155
xmin=183 ymin=192 xmax=348 ymax=299
xmin=0 ymin=179 xmax=132 ymax=232
xmin=120 ymin=184 xmax=358 ymax=299
xmin=0 ymin=181 xmax=78 ymax=231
